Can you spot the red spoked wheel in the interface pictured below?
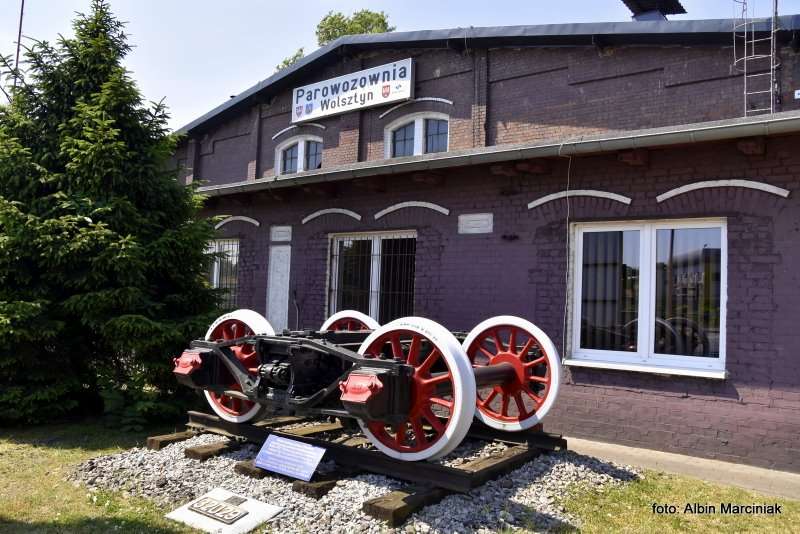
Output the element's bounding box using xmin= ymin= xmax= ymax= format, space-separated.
xmin=321 ymin=310 xmax=380 ymax=332
xmin=357 ymin=317 xmax=475 ymax=461
xmin=462 ymin=316 xmax=561 ymax=431
xmin=203 ymin=309 xmax=275 ymax=423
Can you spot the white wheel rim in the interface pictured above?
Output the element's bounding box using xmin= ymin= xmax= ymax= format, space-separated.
xmin=462 ymin=315 xmax=561 ymax=431
xmin=356 ymin=317 xmax=476 ymax=461
xmin=203 ymin=309 xmax=274 ymax=423
xmin=321 ymin=310 xmax=380 ymax=331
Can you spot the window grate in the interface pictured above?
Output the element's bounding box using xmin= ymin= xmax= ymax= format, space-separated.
xmin=209 ymin=239 xmax=240 ymax=309
xmin=329 ymin=232 xmax=416 ymax=323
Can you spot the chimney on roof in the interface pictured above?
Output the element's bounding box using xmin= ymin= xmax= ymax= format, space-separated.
xmin=621 ymin=0 xmax=687 ymax=21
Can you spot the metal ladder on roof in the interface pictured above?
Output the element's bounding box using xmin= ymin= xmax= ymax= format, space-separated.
xmin=733 ymin=0 xmax=779 ymax=116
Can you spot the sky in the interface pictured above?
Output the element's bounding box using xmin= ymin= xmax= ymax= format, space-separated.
xmin=2 ymin=0 xmax=800 ymax=130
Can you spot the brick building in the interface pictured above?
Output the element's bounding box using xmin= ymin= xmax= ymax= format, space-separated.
xmin=174 ymin=4 xmax=800 ymax=471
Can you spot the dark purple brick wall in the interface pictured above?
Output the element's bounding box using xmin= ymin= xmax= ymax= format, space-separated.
xmin=182 ymin=44 xmax=800 ymax=187
xmin=205 ymin=134 xmax=800 ymax=472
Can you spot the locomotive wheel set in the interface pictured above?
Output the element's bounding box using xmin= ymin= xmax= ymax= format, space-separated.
xmin=174 ymin=309 xmax=562 ymax=461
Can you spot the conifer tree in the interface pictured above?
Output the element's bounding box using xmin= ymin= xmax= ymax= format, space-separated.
xmin=0 ymin=0 xmax=220 ymax=424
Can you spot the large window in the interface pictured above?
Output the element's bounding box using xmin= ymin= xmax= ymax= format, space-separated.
xmin=209 ymin=239 xmax=240 ymax=309
xmin=571 ymin=219 xmax=726 ymax=376
xmin=275 ymin=135 xmax=323 ymax=176
xmin=384 ymin=112 xmax=449 ymax=158
xmin=328 ymin=232 xmax=416 ymax=323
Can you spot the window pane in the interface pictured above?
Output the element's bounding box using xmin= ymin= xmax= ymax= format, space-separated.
xmin=212 ymin=240 xmax=239 ymax=309
xmin=305 ymin=141 xmax=322 ymax=170
xmin=392 ymin=122 xmax=415 ymax=157
xmin=580 ymin=231 xmax=640 ymax=352
xmin=333 ymin=239 xmax=372 ymax=314
xmin=379 ymin=237 xmax=416 ymax=323
xmin=654 ymin=227 xmax=722 ymax=357
xmin=281 ymin=144 xmax=298 ymax=174
xmin=425 ymin=119 xmax=448 ymax=153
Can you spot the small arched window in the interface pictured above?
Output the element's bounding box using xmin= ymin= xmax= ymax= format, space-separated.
xmin=384 ymin=112 xmax=449 ymax=159
xmin=275 ymin=135 xmax=323 ymax=177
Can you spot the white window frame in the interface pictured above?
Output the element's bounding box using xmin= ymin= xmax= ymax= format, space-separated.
xmin=274 ymin=134 xmax=323 ymax=176
xmin=383 ymin=112 xmax=449 ymax=158
xmin=327 ymin=230 xmax=417 ymax=321
xmin=567 ymin=218 xmax=727 ymax=379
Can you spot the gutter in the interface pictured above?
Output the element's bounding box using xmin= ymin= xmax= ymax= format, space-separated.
xmin=197 ymin=110 xmax=800 ymax=198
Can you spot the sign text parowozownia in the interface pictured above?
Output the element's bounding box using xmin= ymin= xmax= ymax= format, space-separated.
xmin=292 ymin=59 xmax=413 ymax=123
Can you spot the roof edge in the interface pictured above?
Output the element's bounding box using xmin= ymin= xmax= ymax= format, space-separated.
xmin=196 ymin=110 xmax=800 ymax=198
xmin=177 ymin=14 xmax=800 ymax=135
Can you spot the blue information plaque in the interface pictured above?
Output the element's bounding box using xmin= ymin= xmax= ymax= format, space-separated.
xmin=254 ymin=434 xmax=326 ymax=482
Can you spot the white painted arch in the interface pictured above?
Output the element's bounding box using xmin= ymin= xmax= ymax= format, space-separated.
xmin=301 ymin=208 xmax=362 ymax=225
xmin=378 ymin=97 xmax=454 ymax=120
xmin=271 ymin=122 xmax=326 ymax=141
xmin=214 ymin=215 xmax=260 ymax=229
xmin=656 ymin=179 xmax=790 ymax=203
xmin=527 ymin=190 xmax=632 ymax=210
xmin=374 ymin=201 xmax=450 ymax=220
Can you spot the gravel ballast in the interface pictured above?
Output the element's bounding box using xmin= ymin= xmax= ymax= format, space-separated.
xmin=71 ymin=432 xmax=640 ymax=533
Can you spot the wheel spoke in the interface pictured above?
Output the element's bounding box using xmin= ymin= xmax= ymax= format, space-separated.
xmin=407 ymin=335 xmax=422 ymax=366
xmin=501 ymin=395 xmax=509 ymax=416
xmin=395 ymin=422 xmax=406 ymax=446
xmin=479 ymin=346 xmax=496 ymax=360
xmin=513 ymin=392 xmax=528 ymax=417
xmin=422 ymin=406 xmax=445 ymax=434
xmin=390 ymin=334 xmax=404 ymax=360
xmin=524 ymin=356 xmax=546 ymax=368
xmin=508 ymin=328 xmax=516 ymax=354
xmin=518 ymin=338 xmax=535 ymax=358
xmin=492 ymin=329 xmax=504 ymax=352
xmin=423 ymin=372 xmax=450 ymax=388
xmin=430 ymin=396 xmax=453 ymax=410
xmin=522 ymin=385 xmax=544 ymax=407
xmin=529 ymin=375 xmax=549 ymax=384
xmin=417 ymin=348 xmax=441 ymax=376
xmin=479 ymin=389 xmax=499 ymax=407
xmin=411 ymin=417 xmax=427 ymax=446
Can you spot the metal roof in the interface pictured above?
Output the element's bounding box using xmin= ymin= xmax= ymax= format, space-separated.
xmin=196 ymin=109 xmax=800 ymax=198
xmin=178 ymin=14 xmax=800 ymax=135
xmin=621 ymin=1 xmax=686 ymax=16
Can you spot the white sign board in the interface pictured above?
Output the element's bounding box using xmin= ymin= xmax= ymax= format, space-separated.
xmin=291 ymin=58 xmax=413 ymax=123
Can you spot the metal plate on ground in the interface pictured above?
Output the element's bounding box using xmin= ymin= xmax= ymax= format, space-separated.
xmin=189 ymin=495 xmax=248 ymax=524
xmin=166 ymin=487 xmax=281 ymax=534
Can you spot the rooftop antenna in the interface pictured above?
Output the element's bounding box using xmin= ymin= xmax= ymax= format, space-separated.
xmin=13 ymin=0 xmax=25 ymax=89
xmin=734 ymin=0 xmax=780 ymax=116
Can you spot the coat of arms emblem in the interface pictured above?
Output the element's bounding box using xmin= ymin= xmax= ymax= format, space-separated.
xmin=382 ymin=84 xmax=390 ymax=98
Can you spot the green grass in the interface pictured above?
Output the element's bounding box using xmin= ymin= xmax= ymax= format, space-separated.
xmin=1 ymin=420 xmax=798 ymax=533
xmin=0 ymin=419 xmax=193 ymax=534
xmin=559 ymin=470 xmax=800 ymax=533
